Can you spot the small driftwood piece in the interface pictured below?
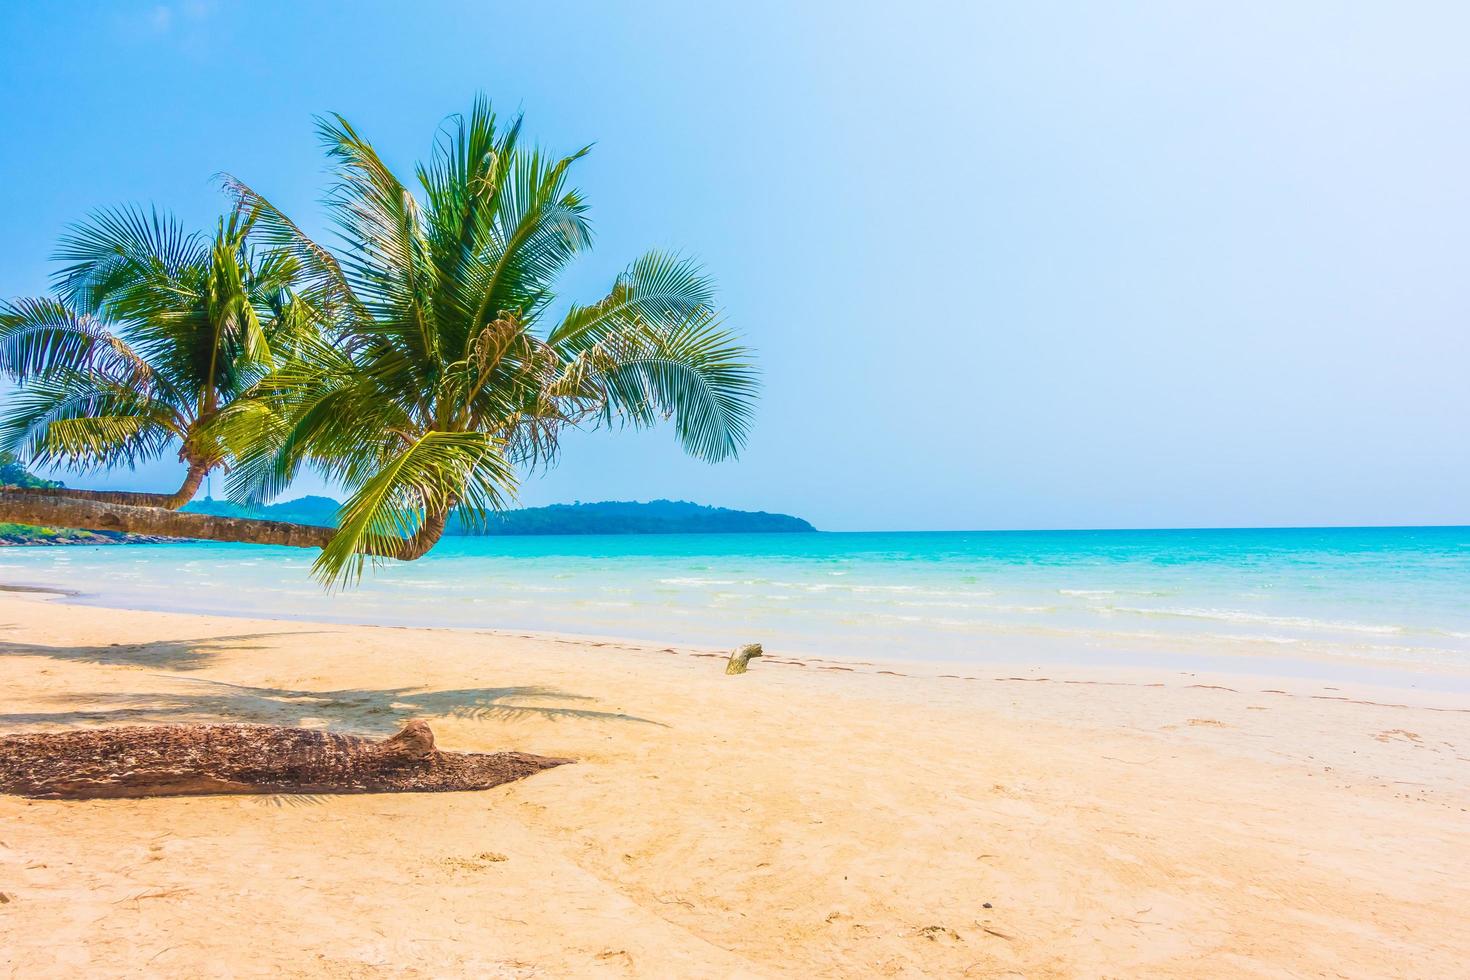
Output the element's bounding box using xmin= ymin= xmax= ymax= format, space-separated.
xmin=0 ymin=720 xmax=570 ymax=800
xmin=725 ymin=642 xmax=764 ymax=675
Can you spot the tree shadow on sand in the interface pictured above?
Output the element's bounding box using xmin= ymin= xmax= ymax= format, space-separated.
xmin=0 ymin=676 xmax=664 ymax=732
xmin=0 ymin=633 xmax=323 ymax=670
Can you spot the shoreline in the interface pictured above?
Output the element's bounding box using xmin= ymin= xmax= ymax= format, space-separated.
xmin=4 ymin=526 xmax=1468 ymax=697
xmin=7 ymin=586 xmax=1469 ymax=758
xmin=2 ymin=590 xmax=1468 ymax=975
xmin=10 ymin=573 xmax=1470 ymax=710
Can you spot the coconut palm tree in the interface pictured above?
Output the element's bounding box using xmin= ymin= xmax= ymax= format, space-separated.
xmin=0 ymin=96 xmax=758 ymax=578
xmin=0 ymin=206 xmax=308 ymax=508
xmin=218 ymin=98 xmax=757 ymax=584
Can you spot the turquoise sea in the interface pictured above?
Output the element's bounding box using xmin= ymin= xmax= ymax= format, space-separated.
xmin=3 ymin=526 xmax=1468 ymax=686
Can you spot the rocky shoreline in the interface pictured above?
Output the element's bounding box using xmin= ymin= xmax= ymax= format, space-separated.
xmin=0 ymin=529 xmax=178 ymax=547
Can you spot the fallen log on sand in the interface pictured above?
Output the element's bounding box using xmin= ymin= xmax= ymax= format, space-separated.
xmin=0 ymin=720 xmax=570 ymax=800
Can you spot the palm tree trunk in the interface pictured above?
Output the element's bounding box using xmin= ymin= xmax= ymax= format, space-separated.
xmin=164 ymin=458 xmax=210 ymax=509
xmin=2 ymin=459 xmax=212 ymax=510
xmin=0 ymin=489 xmax=333 ymax=548
xmin=0 ymin=485 xmax=181 ymax=508
xmin=394 ymin=506 xmax=449 ymax=560
xmin=0 ymin=488 xmax=446 ymax=561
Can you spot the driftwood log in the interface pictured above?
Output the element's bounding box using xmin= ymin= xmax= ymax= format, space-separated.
xmin=0 ymin=720 xmax=570 ymax=800
xmin=725 ymin=642 xmax=764 ymax=675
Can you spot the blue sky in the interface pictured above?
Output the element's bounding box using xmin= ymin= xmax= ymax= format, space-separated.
xmin=2 ymin=1 xmax=1466 ymax=530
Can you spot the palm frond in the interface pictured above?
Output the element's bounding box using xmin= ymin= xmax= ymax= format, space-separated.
xmin=199 ymin=214 xmax=273 ymax=397
xmin=209 ymin=399 xmax=297 ymax=505
xmin=314 ymin=430 xmax=514 ymax=586
xmin=549 ymin=251 xmax=716 ymax=347
xmin=51 ymin=205 xmax=207 ymax=318
xmin=575 ymin=310 xmax=757 ymax=462
xmin=418 ymin=99 xmax=524 ymax=354
xmin=218 ymin=332 xmax=382 ymax=503
xmin=0 ymin=297 xmax=154 ymax=386
xmin=316 ymin=112 xmax=439 ymax=362
xmin=217 ymin=174 xmax=365 ymax=323
xmin=0 ymin=375 xmax=177 ymax=470
xmin=470 ymin=145 xmax=592 ymax=333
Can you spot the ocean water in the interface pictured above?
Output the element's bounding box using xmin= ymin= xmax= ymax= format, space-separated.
xmin=2 ymin=527 xmax=1468 ymax=683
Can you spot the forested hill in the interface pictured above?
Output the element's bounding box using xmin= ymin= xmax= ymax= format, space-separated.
xmin=1 ymin=452 xmax=814 ymax=541
xmin=183 ymin=497 xmax=816 ymax=535
xmin=463 ymin=500 xmax=815 ymax=534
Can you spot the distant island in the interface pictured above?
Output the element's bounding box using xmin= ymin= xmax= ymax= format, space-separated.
xmin=1 ymin=454 xmax=814 ymax=544
xmin=183 ymin=496 xmax=816 ymax=536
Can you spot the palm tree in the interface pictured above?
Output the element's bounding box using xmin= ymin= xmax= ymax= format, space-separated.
xmin=0 ymin=100 xmax=758 ymax=577
xmin=0 ymin=206 xmax=306 ymax=509
xmin=217 ymin=98 xmax=757 ymax=584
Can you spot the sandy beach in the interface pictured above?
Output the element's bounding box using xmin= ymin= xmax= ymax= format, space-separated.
xmin=1 ymin=589 xmax=1467 ymax=978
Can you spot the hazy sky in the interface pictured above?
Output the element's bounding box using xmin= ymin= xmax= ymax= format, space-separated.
xmin=1 ymin=2 xmax=1466 ymax=530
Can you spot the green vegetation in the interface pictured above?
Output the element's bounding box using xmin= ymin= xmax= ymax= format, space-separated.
xmin=0 ymin=522 xmax=138 ymax=546
xmin=184 ymin=497 xmax=814 ymax=535
xmin=0 ymin=99 xmax=757 ymax=584
xmin=218 ymin=98 xmax=756 ymax=583
xmin=468 ymin=501 xmax=811 ymax=535
xmin=0 ymin=452 xmax=147 ymax=544
xmin=0 ymin=451 xmax=59 ymax=490
xmin=0 ymin=208 xmax=310 ymax=508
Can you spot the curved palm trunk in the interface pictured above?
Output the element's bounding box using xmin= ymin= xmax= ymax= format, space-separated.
xmin=0 ymin=489 xmax=443 ymax=560
xmin=394 ymin=507 xmax=449 ymax=560
xmin=0 ymin=489 xmax=332 ymax=547
xmin=164 ymin=459 xmax=210 ymax=508
xmin=0 ymin=485 xmax=181 ymax=508
xmin=2 ymin=459 xmax=212 ymax=510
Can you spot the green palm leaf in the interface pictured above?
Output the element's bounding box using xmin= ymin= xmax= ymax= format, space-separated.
xmin=1 ymin=203 xmax=323 ymax=499
xmin=0 ymin=374 xmax=177 ymax=470
xmin=0 ymin=297 xmax=154 ymax=386
xmin=220 ymin=97 xmax=758 ymax=585
xmin=576 ymin=310 xmax=757 ymax=461
xmin=217 ymin=175 xmax=366 ymax=326
xmin=549 ymin=251 xmax=717 ymax=347
xmin=314 ymin=430 xmax=514 ymax=585
xmin=52 ymin=205 xmax=207 ymax=318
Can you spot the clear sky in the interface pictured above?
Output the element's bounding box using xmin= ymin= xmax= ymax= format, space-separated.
xmin=2 ymin=1 xmax=1466 ymax=530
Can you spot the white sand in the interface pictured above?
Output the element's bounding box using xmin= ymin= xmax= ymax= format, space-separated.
xmin=1 ymin=590 xmax=1467 ymax=977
